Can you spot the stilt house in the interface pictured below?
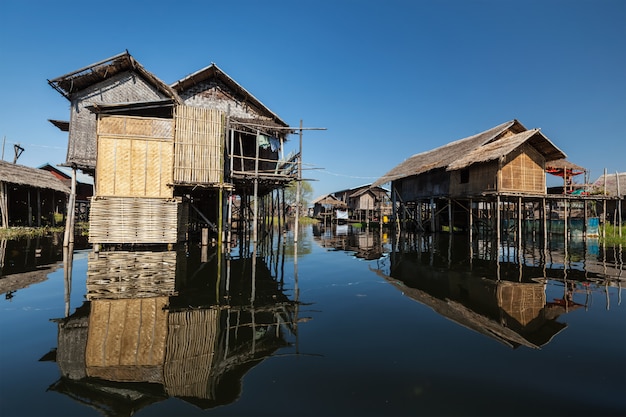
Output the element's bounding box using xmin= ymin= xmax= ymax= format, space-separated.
xmin=49 ymin=52 xmax=299 ymax=246
xmin=373 ymin=120 xmax=568 ymax=232
xmin=333 ymin=184 xmax=390 ymax=221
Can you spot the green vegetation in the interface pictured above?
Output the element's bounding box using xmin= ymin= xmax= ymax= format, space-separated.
xmin=0 ymin=222 xmax=89 ymax=239
xmin=0 ymin=226 xmax=64 ymax=239
xmin=600 ymin=224 xmax=626 ymax=245
xmin=297 ymin=216 xmax=319 ymax=225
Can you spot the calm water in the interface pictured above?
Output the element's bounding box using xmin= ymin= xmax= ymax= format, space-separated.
xmin=0 ymin=226 xmax=624 ymax=417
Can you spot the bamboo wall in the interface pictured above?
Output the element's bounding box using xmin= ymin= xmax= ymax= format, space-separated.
xmin=85 ymin=297 xmax=169 ymax=383
xmin=96 ymin=115 xmax=174 ymax=198
xmin=500 ymin=144 xmax=545 ymax=194
xmin=68 ymin=72 xmax=167 ymax=169
xmin=398 ymin=169 xmax=451 ymax=200
xmin=174 ymin=106 xmax=224 ymax=185
xmin=89 ymin=196 xmax=187 ymax=244
xmin=449 ymin=162 xmax=499 ymax=196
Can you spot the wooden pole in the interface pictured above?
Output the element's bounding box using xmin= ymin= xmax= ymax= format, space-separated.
xmin=37 ymin=189 xmax=41 ymax=227
xmin=430 ymin=197 xmax=435 ymax=233
xmin=63 ymin=166 xmax=77 ymax=247
xmin=253 ymin=132 xmax=260 ymax=247
xmin=617 ymin=171 xmax=622 ymax=238
xmin=469 ymin=198 xmax=473 ymax=264
xmin=294 ymin=120 xmax=303 ymax=243
xmin=496 ymin=195 xmax=501 ymax=252
xmin=448 ymin=198 xmax=453 ymax=234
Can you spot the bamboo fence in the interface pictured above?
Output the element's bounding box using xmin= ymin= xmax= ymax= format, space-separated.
xmin=164 ymin=308 xmax=219 ymax=399
xmin=89 ymin=196 xmax=186 ymax=244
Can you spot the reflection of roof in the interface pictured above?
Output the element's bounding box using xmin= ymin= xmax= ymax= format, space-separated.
xmin=370 ymin=267 xmax=568 ymax=349
xmin=0 ymin=264 xmax=59 ymax=294
xmin=48 ymin=376 xmax=167 ymax=417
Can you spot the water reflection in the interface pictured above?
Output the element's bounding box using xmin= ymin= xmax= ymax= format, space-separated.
xmin=380 ymin=232 xmax=622 ymax=348
xmin=45 ymin=240 xmax=304 ymax=415
xmin=0 ymin=233 xmax=88 ymax=301
xmin=312 ymin=223 xmax=389 ymax=260
xmin=313 ymin=225 xmax=623 ymax=350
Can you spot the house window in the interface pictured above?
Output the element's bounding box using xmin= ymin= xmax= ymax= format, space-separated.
xmin=460 ymin=169 xmax=470 ymax=184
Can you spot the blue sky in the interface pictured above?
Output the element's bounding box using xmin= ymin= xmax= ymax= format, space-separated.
xmin=1 ymin=0 xmax=624 ymax=197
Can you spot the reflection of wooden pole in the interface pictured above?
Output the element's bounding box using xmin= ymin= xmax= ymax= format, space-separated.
xmin=63 ymin=244 xmax=74 ymax=318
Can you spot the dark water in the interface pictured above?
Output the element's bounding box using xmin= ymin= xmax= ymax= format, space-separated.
xmin=1 ymin=226 xmax=624 ymax=417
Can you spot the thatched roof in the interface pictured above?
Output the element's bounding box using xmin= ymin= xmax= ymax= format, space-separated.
xmin=171 ymin=63 xmax=289 ymax=131
xmin=0 ymin=160 xmax=70 ymax=193
xmin=312 ymin=194 xmax=347 ymax=207
xmin=546 ymin=158 xmax=585 ymax=172
xmin=592 ymin=172 xmax=626 ymax=196
xmin=447 ymin=129 xmax=565 ymax=171
xmin=372 ymin=120 xmax=566 ymax=187
xmin=48 ymin=50 xmax=181 ymax=103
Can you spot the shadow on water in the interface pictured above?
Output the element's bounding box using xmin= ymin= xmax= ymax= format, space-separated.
xmin=38 ymin=229 xmax=307 ymax=416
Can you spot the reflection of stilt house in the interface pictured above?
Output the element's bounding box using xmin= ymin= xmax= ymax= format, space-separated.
xmin=49 ymin=51 xmax=300 ymax=247
xmin=48 ymin=250 xmax=301 ymax=412
xmin=377 ymin=248 xmax=571 ymax=349
xmin=373 ymin=119 xmax=612 ymax=238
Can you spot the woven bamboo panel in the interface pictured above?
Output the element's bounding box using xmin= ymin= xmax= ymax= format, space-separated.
xmin=98 ymin=115 xmax=173 ymax=138
xmin=96 ymin=115 xmax=174 ymax=198
xmin=497 ymin=283 xmax=545 ymax=326
xmin=89 ymin=196 xmax=187 ymax=244
xmin=86 ymin=250 xmax=177 ymax=300
xmin=500 ymin=144 xmax=545 ymax=193
xmin=174 ymin=105 xmax=224 ymax=185
xmin=164 ymin=308 xmax=219 ymax=399
xmin=86 ymin=297 xmax=169 ymax=382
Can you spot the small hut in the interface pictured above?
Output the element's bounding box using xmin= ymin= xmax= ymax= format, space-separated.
xmin=0 ymin=160 xmax=69 ymax=227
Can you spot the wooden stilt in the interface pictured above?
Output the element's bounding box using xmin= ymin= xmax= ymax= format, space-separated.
xmin=63 ymin=166 xmax=77 ymax=247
